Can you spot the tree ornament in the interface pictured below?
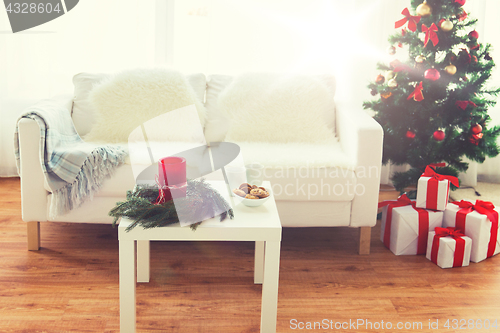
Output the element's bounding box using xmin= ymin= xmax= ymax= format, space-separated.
xmin=406 ymin=130 xmax=416 ymax=139
xmin=433 ymin=130 xmax=445 ymax=141
xmin=387 ymin=46 xmax=396 ymax=55
xmin=381 ymin=91 xmax=392 ymax=101
xmin=458 ymin=9 xmax=467 ymax=21
xmin=440 ymin=19 xmax=454 ymax=32
xmin=470 ymin=133 xmax=483 ymax=145
xmin=469 ymin=30 xmax=479 ymax=39
xmin=422 ymin=23 xmax=439 ymax=47
xmin=415 ymin=55 xmax=426 ymax=63
xmin=375 ymin=74 xmax=385 ymax=84
xmin=395 ymin=8 xmax=421 ymax=32
xmin=416 ymin=1 xmax=432 ymax=17
xmin=455 ymin=0 xmax=466 ymax=6
xmin=445 ymin=64 xmax=457 ymax=75
xmin=388 ymin=79 xmax=398 ymax=88
xmin=407 ymin=81 xmax=424 ymax=101
xmin=370 ymin=88 xmax=378 ymax=96
xmin=456 ymin=100 xmax=477 ymax=110
xmin=424 ymin=68 xmax=440 ymax=81
xmin=385 ymin=71 xmax=395 ymax=81
xmin=468 ymin=42 xmax=480 ymax=50
xmin=471 ymin=124 xmax=483 ymax=134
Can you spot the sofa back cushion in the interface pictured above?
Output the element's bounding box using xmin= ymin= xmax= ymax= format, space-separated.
xmin=72 ymin=71 xmax=207 ymax=138
xmin=204 ymin=73 xmax=336 ymax=144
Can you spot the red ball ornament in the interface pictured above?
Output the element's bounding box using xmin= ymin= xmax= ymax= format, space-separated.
xmin=455 ymin=0 xmax=466 ymax=6
xmin=406 ymin=130 xmax=416 ymax=139
xmin=471 ymin=124 xmax=483 ymax=134
xmin=424 ymin=68 xmax=441 ymax=81
xmin=433 ymin=130 xmax=445 ymax=141
xmin=469 ymin=30 xmax=479 ymax=39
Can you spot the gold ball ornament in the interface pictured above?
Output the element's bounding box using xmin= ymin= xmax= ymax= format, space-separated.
xmin=387 ymin=79 xmax=398 ymax=88
xmin=440 ymin=19 xmax=453 ymax=32
xmin=416 ymin=1 xmax=432 ymax=17
xmin=415 ymin=55 xmax=426 ymax=63
xmin=445 ymin=64 xmax=457 ymax=75
xmin=385 ymin=70 xmax=395 ymax=81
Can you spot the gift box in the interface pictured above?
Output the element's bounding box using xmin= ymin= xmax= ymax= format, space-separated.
xmin=380 ymin=195 xmax=443 ymax=255
xmin=416 ymin=165 xmax=459 ymax=211
xmin=426 ymin=227 xmax=472 ymax=269
xmin=443 ymin=200 xmax=500 ymax=263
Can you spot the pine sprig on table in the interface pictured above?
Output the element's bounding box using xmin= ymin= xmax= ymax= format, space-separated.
xmin=110 ymin=179 xmax=234 ymax=232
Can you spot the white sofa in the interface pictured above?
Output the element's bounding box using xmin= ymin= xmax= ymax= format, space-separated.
xmin=17 ymin=72 xmax=383 ymax=254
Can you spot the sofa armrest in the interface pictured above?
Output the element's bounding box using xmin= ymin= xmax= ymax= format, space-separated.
xmin=17 ymin=95 xmax=73 ymax=222
xmin=336 ymin=100 xmax=383 ymax=228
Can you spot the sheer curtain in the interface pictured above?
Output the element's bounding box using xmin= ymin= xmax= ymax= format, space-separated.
xmin=0 ymin=0 xmax=156 ymax=176
xmin=167 ymin=0 xmax=500 ymax=185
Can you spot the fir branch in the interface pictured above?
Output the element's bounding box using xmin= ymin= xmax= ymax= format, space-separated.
xmin=110 ymin=179 xmax=234 ymax=232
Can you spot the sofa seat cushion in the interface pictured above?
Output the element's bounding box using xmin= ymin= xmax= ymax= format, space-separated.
xmin=44 ymin=139 xmax=356 ymax=202
xmin=235 ymin=140 xmax=356 ymax=202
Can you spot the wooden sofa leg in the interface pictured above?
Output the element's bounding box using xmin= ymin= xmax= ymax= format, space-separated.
xmin=27 ymin=221 xmax=40 ymax=251
xmin=358 ymin=227 xmax=371 ymax=255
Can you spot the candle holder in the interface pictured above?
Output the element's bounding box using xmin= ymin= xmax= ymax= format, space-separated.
xmin=157 ymin=156 xmax=187 ymax=202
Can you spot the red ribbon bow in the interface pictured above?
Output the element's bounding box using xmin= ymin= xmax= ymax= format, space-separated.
xmin=407 ymin=81 xmax=424 ymax=101
xmin=379 ymin=194 xmax=430 ymax=254
xmin=455 ymin=100 xmax=477 ymax=110
xmin=453 ymin=200 xmax=499 ymax=258
xmin=435 ymin=227 xmax=466 ymax=239
xmin=395 ymin=8 xmax=421 ymax=32
xmin=422 ymin=166 xmax=460 ymax=187
xmin=422 ymin=23 xmax=439 ymax=47
xmin=431 ymin=227 xmax=467 ymax=267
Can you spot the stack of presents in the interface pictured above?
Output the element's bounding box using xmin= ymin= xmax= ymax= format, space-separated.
xmin=380 ymin=165 xmax=499 ymax=269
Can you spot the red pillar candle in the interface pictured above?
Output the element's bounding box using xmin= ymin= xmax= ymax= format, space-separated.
xmin=158 ymin=157 xmax=187 ymax=200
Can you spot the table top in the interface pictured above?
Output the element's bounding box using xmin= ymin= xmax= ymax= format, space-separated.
xmin=119 ymin=181 xmax=282 ymax=242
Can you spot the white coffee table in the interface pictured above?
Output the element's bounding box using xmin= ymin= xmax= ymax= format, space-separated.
xmin=118 ymin=181 xmax=282 ymax=333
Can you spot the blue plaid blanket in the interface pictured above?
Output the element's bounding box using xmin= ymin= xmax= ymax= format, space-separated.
xmin=14 ymin=98 xmax=127 ymax=217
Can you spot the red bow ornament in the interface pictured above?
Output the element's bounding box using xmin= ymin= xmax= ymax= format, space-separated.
xmin=395 ymin=8 xmax=421 ymax=32
xmin=455 ymin=100 xmax=477 ymax=110
xmin=422 ymin=23 xmax=439 ymax=47
xmin=430 ymin=227 xmax=469 ymax=268
xmin=452 ymin=200 xmax=499 ymax=259
xmin=407 ymin=81 xmax=424 ymax=101
xmin=470 ymin=133 xmax=483 ymax=145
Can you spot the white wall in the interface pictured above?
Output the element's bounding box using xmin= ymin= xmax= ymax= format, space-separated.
xmin=0 ymin=0 xmax=156 ymax=176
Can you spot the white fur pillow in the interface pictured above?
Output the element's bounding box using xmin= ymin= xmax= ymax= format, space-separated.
xmin=218 ymin=73 xmax=336 ymax=143
xmin=83 ymin=69 xmax=206 ymax=143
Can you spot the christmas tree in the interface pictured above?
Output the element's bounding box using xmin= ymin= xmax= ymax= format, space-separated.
xmin=363 ymin=0 xmax=500 ymax=192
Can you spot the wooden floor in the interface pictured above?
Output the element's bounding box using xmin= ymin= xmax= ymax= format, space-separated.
xmin=1 ymin=178 xmax=499 ymax=333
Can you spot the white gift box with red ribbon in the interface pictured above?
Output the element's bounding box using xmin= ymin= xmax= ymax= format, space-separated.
xmin=380 ymin=195 xmax=443 ymax=255
xmin=426 ymin=228 xmax=472 ymax=269
xmin=443 ymin=201 xmax=500 ymax=263
xmin=415 ymin=165 xmax=459 ymax=211
xmin=416 ymin=176 xmax=450 ymax=211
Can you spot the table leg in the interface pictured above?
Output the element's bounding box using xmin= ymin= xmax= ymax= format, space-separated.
xmin=137 ymin=240 xmax=150 ymax=283
xmin=260 ymin=241 xmax=281 ymax=333
xmin=254 ymin=241 xmax=265 ymax=284
xmin=119 ymin=240 xmax=136 ymax=333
